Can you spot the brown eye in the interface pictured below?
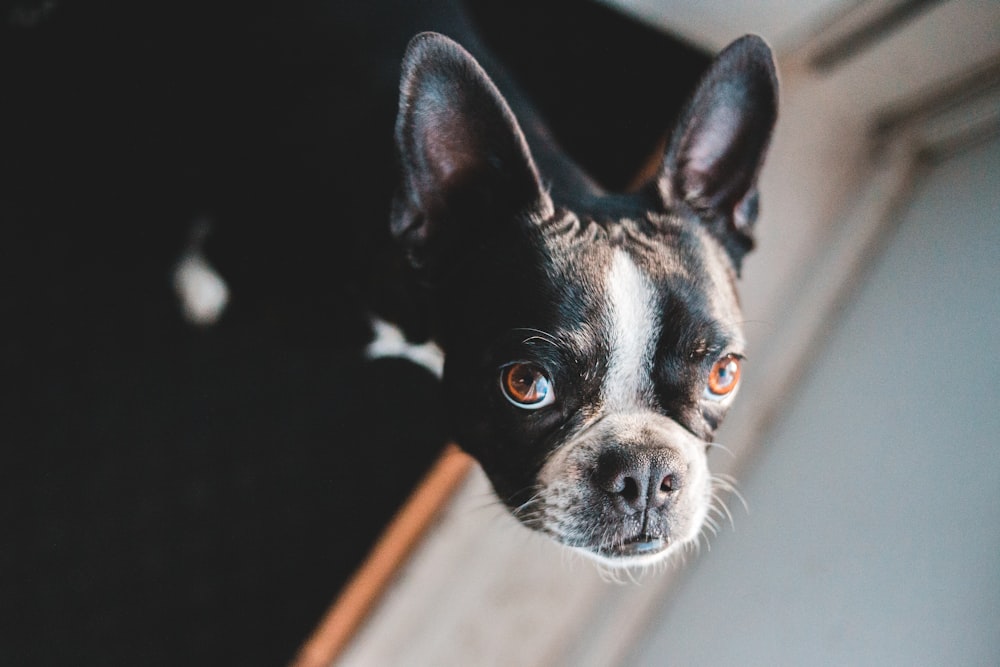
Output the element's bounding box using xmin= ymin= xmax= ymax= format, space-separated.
xmin=500 ymin=362 xmax=554 ymax=409
xmin=706 ymin=354 xmax=741 ymax=399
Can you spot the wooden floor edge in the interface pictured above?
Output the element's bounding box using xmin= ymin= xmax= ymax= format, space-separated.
xmin=289 ymin=444 xmax=473 ymax=667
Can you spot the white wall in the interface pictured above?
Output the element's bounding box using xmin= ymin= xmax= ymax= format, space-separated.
xmin=627 ymin=133 xmax=1000 ymax=666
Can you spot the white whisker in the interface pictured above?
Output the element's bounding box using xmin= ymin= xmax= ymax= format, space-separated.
xmin=711 ymin=474 xmax=750 ymax=514
xmin=715 ymin=496 xmax=736 ymax=530
xmin=706 ymin=441 xmax=736 ymax=458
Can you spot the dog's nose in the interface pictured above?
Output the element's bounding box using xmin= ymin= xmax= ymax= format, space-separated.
xmin=595 ymin=448 xmax=676 ymax=514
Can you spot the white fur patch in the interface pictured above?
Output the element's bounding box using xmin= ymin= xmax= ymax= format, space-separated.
xmin=173 ymin=252 xmax=229 ymax=326
xmin=365 ymin=316 xmax=444 ymax=379
xmin=602 ymin=249 xmax=659 ymax=410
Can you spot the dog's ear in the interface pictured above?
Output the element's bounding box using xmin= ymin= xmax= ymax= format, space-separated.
xmin=392 ymin=32 xmax=551 ymax=268
xmin=658 ymin=35 xmax=778 ymax=269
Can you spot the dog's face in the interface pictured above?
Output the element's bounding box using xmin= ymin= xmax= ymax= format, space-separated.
xmin=391 ymin=33 xmax=777 ymax=566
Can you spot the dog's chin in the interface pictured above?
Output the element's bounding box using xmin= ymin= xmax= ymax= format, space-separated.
xmin=570 ymin=537 xmax=680 ymax=569
xmin=551 ymin=502 xmax=711 ymax=570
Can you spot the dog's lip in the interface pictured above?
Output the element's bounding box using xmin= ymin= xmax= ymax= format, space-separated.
xmin=604 ymin=535 xmax=668 ymax=558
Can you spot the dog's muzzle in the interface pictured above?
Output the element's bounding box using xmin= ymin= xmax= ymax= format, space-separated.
xmin=531 ymin=412 xmax=711 ymax=565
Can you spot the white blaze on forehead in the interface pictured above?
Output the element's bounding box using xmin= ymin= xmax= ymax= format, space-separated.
xmin=602 ymin=249 xmax=659 ymax=410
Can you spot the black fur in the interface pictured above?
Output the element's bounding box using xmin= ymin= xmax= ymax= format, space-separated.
xmin=659 ymin=35 xmax=780 ymax=269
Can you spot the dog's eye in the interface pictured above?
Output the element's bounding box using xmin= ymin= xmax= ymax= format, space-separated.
xmin=500 ymin=362 xmax=554 ymax=409
xmin=705 ymin=354 xmax=741 ymax=399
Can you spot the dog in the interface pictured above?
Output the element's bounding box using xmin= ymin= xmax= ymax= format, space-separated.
xmin=2 ymin=3 xmax=777 ymax=575
xmin=377 ymin=30 xmax=778 ymax=567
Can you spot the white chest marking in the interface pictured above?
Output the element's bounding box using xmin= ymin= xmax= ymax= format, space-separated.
xmin=602 ymin=249 xmax=659 ymax=410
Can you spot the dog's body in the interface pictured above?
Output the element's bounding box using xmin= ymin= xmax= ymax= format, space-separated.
xmin=383 ymin=28 xmax=777 ymax=565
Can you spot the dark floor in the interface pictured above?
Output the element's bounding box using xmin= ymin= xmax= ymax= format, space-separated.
xmin=0 ymin=1 xmax=707 ymax=664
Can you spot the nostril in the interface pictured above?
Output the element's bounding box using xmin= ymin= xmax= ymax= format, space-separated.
xmin=595 ymin=449 xmax=631 ymax=495
xmin=621 ymin=476 xmax=640 ymax=503
xmin=660 ymin=474 xmax=675 ymax=493
xmin=604 ymin=471 xmax=626 ymax=494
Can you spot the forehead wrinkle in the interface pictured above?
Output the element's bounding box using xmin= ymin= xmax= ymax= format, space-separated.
xmin=691 ymin=226 xmax=745 ymax=351
xmin=641 ymin=223 xmax=745 ymax=356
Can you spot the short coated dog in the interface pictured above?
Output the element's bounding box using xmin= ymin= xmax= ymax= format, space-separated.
xmin=380 ymin=30 xmax=778 ymax=567
xmin=3 ymin=0 xmax=776 ymax=574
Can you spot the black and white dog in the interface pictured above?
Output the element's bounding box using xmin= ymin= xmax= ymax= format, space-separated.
xmin=380 ymin=31 xmax=778 ymax=566
xmin=3 ymin=0 xmax=776 ymax=573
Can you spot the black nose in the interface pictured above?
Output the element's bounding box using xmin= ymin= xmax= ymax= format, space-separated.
xmin=595 ymin=448 xmax=677 ymax=514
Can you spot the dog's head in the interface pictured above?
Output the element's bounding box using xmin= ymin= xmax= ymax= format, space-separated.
xmin=391 ymin=33 xmax=777 ymax=566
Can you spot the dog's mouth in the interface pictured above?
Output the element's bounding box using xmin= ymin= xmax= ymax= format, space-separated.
xmin=597 ymin=534 xmax=669 ymax=560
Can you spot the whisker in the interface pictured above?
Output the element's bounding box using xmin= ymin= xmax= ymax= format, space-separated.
xmin=512 ymin=327 xmax=561 ymax=346
xmin=511 ymin=492 xmax=545 ymax=520
xmin=706 ymin=441 xmax=736 ymax=458
xmin=715 ymin=496 xmax=736 ymax=531
xmin=711 ymin=474 xmax=750 ymax=514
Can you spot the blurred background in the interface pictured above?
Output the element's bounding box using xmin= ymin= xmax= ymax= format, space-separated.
xmin=2 ymin=0 xmax=998 ymax=665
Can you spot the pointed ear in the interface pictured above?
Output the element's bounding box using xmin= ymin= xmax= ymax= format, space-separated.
xmin=659 ymin=35 xmax=778 ymax=267
xmin=392 ymin=32 xmax=551 ymax=267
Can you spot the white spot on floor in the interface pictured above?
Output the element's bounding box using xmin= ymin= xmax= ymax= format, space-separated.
xmin=366 ymin=316 xmax=444 ymax=378
xmin=174 ymin=252 xmax=229 ymax=326
xmin=173 ymin=218 xmax=228 ymax=326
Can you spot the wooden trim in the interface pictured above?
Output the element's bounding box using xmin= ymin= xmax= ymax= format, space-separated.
xmin=290 ymin=444 xmax=474 ymax=667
